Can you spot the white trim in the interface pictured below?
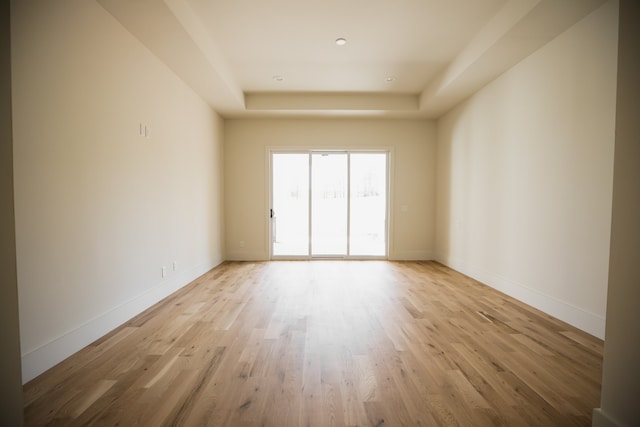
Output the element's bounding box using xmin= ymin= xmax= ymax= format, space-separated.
xmin=436 ymin=255 xmax=606 ymax=339
xmin=389 ymin=251 xmax=434 ymax=261
xmin=347 ymin=153 xmax=352 ymax=256
xmin=225 ymin=251 xmax=269 ymax=261
xmin=21 ymin=259 xmax=221 ymax=383
xmin=592 ymin=408 xmax=619 ymax=427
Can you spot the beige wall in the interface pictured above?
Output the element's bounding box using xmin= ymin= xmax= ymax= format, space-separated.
xmin=436 ymin=1 xmax=619 ymax=339
xmin=594 ymin=1 xmax=640 ymax=425
xmin=1 ymin=0 xmax=23 ymax=424
xmin=12 ymin=0 xmax=225 ymax=382
xmin=224 ymin=119 xmax=436 ymax=261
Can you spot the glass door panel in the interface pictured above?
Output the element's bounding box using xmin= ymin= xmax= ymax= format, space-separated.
xmin=272 ymin=153 xmax=309 ymax=256
xmin=311 ymin=153 xmax=348 ymax=256
xmin=349 ymin=153 xmax=387 ymax=256
xmin=271 ymin=151 xmax=388 ymax=259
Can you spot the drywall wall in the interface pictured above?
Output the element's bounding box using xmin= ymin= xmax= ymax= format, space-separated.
xmin=224 ymin=119 xmax=436 ymax=260
xmin=12 ymin=0 xmax=225 ymax=382
xmin=435 ymin=0 xmax=618 ymax=339
xmin=593 ymin=1 xmax=640 ymax=425
xmin=0 ymin=1 xmax=24 ymax=424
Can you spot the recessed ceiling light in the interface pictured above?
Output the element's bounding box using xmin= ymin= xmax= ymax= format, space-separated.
xmin=385 ymin=76 xmax=396 ymax=83
xmin=273 ymin=75 xmax=284 ymax=82
xmin=335 ymin=38 xmax=347 ymax=46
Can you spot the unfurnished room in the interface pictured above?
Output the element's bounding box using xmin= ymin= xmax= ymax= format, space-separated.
xmin=1 ymin=0 xmax=639 ymax=426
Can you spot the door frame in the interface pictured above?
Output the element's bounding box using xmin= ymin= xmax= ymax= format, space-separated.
xmin=268 ymin=148 xmax=391 ymax=260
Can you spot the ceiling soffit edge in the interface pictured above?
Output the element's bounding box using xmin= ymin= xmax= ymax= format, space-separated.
xmin=97 ymin=0 xmax=609 ymax=119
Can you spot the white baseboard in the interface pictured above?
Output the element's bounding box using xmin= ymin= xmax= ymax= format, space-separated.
xmin=592 ymin=408 xmax=619 ymax=427
xmin=436 ymin=255 xmax=606 ymax=339
xmin=225 ymin=249 xmax=435 ymax=262
xmin=225 ymin=251 xmax=269 ymax=261
xmin=389 ymin=250 xmax=434 ymax=261
xmin=21 ymin=259 xmax=221 ymax=384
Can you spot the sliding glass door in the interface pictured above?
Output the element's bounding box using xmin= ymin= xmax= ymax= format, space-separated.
xmin=271 ymin=153 xmax=309 ymax=256
xmin=311 ymin=153 xmax=348 ymax=256
xmin=349 ymin=153 xmax=387 ymax=256
xmin=271 ymin=151 xmax=388 ymax=258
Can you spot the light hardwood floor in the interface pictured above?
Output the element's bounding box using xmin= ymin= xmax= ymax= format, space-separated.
xmin=23 ymin=261 xmax=603 ymax=426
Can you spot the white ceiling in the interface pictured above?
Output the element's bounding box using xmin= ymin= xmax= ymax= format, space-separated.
xmin=187 ymin=0 xmax=505 ymax=94
xmin=98 ymin=0 xmax=607 ymax=118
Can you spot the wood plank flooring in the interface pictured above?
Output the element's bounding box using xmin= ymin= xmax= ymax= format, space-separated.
xmin=23 ymin=261 xmax=604 ymax=426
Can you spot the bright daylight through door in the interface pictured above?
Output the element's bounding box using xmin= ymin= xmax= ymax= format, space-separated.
xmin=271 ymin=151 xmax=387 ymax=258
